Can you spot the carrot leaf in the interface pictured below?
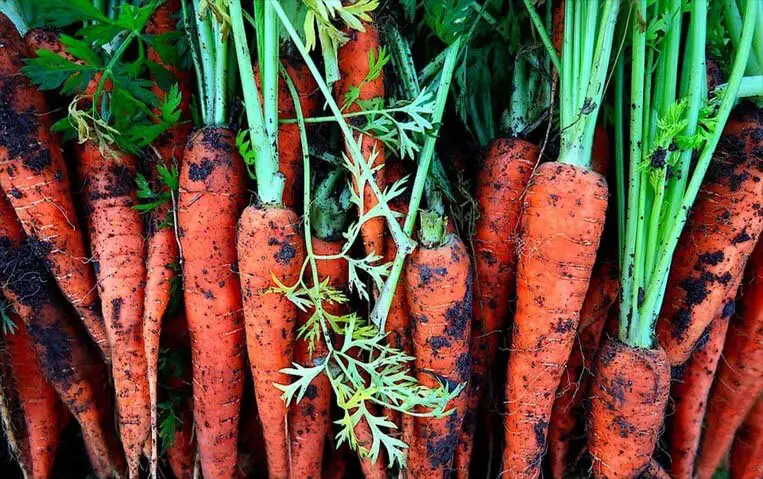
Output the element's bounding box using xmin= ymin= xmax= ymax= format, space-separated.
xmin=0 ymin=301 xmax=16 ymax=336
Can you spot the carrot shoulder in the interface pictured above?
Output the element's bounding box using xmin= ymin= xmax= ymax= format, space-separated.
xmin=502 ymin=162 xmax=608 ymax=479
xmin=729 ymin=395 xmax=763 ymax=479
xmin=179 ymin=127 xmax=246 ymax=479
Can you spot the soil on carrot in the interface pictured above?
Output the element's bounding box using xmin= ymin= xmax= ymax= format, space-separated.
xmin=0 ymin=237 xmax=54 ymax=308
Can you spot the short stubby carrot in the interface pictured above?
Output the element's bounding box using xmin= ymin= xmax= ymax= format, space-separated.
xmin=694 ymin=240 xmax=763 ymax=479
xmin=729 ymin=395 xmax=763 ymax=479
xmin=178 ymin=127 xmax=247 ymax=479
xmin=656 ymin=107 xmax=763 ymax=366
xmin=548 ymin=261 xmax=619 ymax=478
xmin=502 ymin=162 xmax=608 ymax=479
xmin=0 ymin=17 xmax=109 ymax=359
xmin=334 ymin=20 xmax=386 ymax=261
xmin=290 ymin=238 xmax=345 ymax=477
xmin=405 ymin=233 xmax=473 ymax=478
xmin=588 ymin=338 xmax=671 ymax=479
xmin=237 ymin=205 xmax=305 ymax=479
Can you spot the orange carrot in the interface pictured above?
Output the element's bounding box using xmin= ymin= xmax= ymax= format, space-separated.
xmin=237 ymin=205 xmax=305 ymax=479
xmin=334 ymin=20 xmax=386 ymax=260
xmin=547 ymin=262 xmax=619 ymax=478
xmin=0 ymin=16 xmax=109 ymax=360
xmin=694 ymin=240 xmax=763 ymax=479
xmin=502 ymin=162 xmax=608 ymax=478
xmin=405 ymin=232 xmax=472 ymax=478
xmin=656 ymin=107 xmax=763 ymax=366
xmin=729 ymin=395 xmax=763 ymax=479
xmin=587 ymin=338 xmax=671 ymax=479
xmin=178 ymin=127 xmax=246 ymax=478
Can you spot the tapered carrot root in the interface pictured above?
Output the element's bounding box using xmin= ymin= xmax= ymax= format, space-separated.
xmin=695 ymin=240 xmax=763 ymax=479
xmin=334 ymin=21 xmax=386 ymax=260
xmin=656 ymin=107 xmax=763 ymax=366
xmin=237 ymin=205 xmax=305 ymax=479
xmin=729 ymin=396 xmax=763 ymax=479
xmin=405 ymin=233 xmax=472 ymax=478
xmin=502 ymin=162 xmax=608 ymax=479
xmin=0 ymin=17 xmax=109 ymax=360
xmin=548 ymin=262 xmax=618 ymax=478
xmin=588 ymin=338 xmax=671 ymax=479
xmin=179 ymin=127 xmax=246 ymax=479
xmin=290 ymin=238 xmax=344 ymax=477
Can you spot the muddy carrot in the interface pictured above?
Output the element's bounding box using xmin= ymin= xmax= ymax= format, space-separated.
xmin=729 ymin=395 xmax=763 ymax=479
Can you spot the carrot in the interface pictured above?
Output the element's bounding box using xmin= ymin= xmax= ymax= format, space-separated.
xmin=502 ymin=162 xmax=608 ymax=478
xmin=694 ymin=239 xmax=763 ymax=479
xmin=0 ymin=195 xmax=119 ymax=478
xmin=237 ymin=204 xmax=304 ymax=479
xmin=656 ymin=107 xmax=763 ymax=366
xmin=334 ymin=20 xmax=386 ymax=260
xmin=729 ymin=395 xmax=763 ymax=479
xmin=668 ymin=289 xmax=738 ymax=479
xmin=587 ymin=337 xmax=671 ymax=479
xmin=290 ymin=238 xmax=344 ymax=477
xmin=591 ymin=125 xmax=611 ymax=177
xmin=405 ymin=232 xmax=472 ymax=478
xmin=178 ymin=127 xmax=246 ymax=478
xmin=2 ymin=314 xmax=67 ymax=479
xmin=547 ymin=261 xmax=619 ymax=478
xmin=0 ymin=16 xmax=110 ymax=360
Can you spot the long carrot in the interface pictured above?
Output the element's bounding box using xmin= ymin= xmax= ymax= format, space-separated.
xmin=178 ymin=127 xmax=246 ymax=478
xmin=502 ymin=162 xmax=608 ymax=478
xmin=334 ymin=20 xmax=386 ymax=261
xmin=694 ymin=239 xmax=763 ymax=479
xmin=588 ymin=337 xmax=671 ymax=478
xmin=547 ymin=261 xmax=619 ymax=478
xmin=405 ymin=232 xmax=472 ymax=478
xmin=656 ymin=107 xmax=763 ymax=366
xmin=0 ymin=195 xmax=119 ymax=478
xmin=0 ymin=15 xmax=110 ymax=360
xmin=729 ymin=395 xmax=763 ymax=479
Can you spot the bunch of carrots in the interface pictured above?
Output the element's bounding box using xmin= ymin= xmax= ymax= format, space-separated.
xmin=0 ymin=0 xmax=761 ymax=478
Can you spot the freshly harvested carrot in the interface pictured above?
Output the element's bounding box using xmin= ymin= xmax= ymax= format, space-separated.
xmin=2 ymin=314 xmax=67 ymax=479
xmin=656 ymin=107 xmax=763 ymax=366
xmin=0 ymin=16 xmax=109 ymax=359
xmin=334 ymin=20 xmax=386 ymax=260
xmin=405 ymin=232 xmax=472 ymax=478
xmin=502 ymin=162 xmax=608 ymax=478
xmin=694 ymin=239 xmax=763 ymax=479
xmin=547 ymin=261 xmax=619 ymax=478
xmin=455 ymin=137 xmax=535 ymax=479
xmin=178 ymin=127 xmax=246 ymax=479
xmin=237 ymin=205 xmax=305 ymax=479
xmin=290 ymin=238 xmax=344 ymax=477
xmin=587 ymin=338 xmax=671 ymax=479
xmin=0 ymin=195 xmax=118 ymax=478
xmin=165 ymin=402 xmax=194 ymax=479
xmin=729 ymin=395 xmax=763 ymax=479
xmin=668 ymin=290 xmax=738 ymax=479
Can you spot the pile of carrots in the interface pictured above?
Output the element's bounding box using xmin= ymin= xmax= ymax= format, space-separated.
xmin=0 ymin=0 xmax=761 ymax=478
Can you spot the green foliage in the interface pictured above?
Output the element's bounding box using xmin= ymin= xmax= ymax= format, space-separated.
xmin=0 ymin=301 xmax=16 ymax=336
xmin=134 ymin=162 xmax=179 ymax=216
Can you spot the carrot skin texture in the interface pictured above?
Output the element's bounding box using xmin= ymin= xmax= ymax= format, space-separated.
xmin=179 ymin=127 xmax=246 ymax=479
xmin=656 ymin=108 xmax=763 ymax=366
xmin=334 ymin=22 xmax=386 ymax=260
xmin=237 ymin=205 xmax=305 ymax=479
xmin=548 ymin=262 xmax=619 ymax=478
xmin=0 ymin=18 xmax=109 ymax=360
xmin=502 ymin=162 xmax=608 ymax=479
xmin=588 ymin=338 xmax=671 ymax=479
xmin=729 ymin=396 xmax=763 ymax=479
xmin=695 ymin=240 xmax=763 ymax=479
xmin=405 ymin=234 xmax=473 ymax=478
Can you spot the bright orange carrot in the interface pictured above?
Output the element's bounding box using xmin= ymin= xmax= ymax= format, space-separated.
xmin=502 ymin=162 xmax=608 ymax=478
xmin=656 ymin=107 xmax=763 ymax=366
xmin=547 ymin=261 xmax=619 ymax=478
xmin=0 ymin=16 xmax=109 ymax=359
xmin=178 ymin=127 xmax=246 ymax=478
xmin=405 ymin=232 xmax=472 ymax=478
xmin=729 ymin=395 xmax=763 ymax=479
xmin=588 ymin=338 xmax=671 ymax=479
xmin=334 ymin=20 xmax=386 ymax=260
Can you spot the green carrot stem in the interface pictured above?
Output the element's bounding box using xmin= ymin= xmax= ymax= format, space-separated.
xmin=0 ymin=0 xmax=28 ymax=34
xmin=419 ymin=210 xmax=447 ymax=248
xmin=521 ymin=0 xmax=561 ymax=73
xmin=614 ymin=57 xmax=626 ymax=265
